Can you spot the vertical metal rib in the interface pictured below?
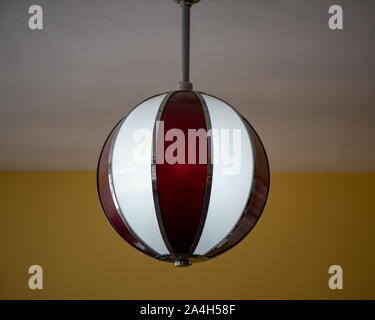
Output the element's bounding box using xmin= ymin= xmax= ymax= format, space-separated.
xmin=151 ymin=92 xmax=176 ymax=257
xmin=187 ymin=92 xmax=213 ymax=255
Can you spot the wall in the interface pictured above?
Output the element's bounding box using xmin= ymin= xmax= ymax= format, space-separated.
xmin=0 ymin=172 xmax=374 ymax=299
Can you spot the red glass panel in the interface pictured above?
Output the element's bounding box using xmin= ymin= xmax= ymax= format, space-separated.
xmin=156 ymin=92 xmax=208 ymax=254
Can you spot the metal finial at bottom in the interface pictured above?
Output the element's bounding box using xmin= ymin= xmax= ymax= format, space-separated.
xmin=175 ymin=258 xmax=191 ymax=267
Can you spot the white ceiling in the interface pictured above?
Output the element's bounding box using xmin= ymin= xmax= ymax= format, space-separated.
xmin=0 ymin=0 xmax=374 ymax=171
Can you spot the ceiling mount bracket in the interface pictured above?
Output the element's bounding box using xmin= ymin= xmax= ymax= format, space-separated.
xmin=172 ymin=0 xmax=201 ymax=6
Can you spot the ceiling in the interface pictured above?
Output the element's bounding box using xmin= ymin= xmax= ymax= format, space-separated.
xmin=0 ymin=0 xmax=374 ymax=171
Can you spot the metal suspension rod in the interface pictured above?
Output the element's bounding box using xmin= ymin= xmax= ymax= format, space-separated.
xmin=178 ymin=0 xmax=193 ymax=90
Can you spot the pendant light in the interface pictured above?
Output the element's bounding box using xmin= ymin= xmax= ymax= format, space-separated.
xmin=97 ymin=0 xmax=270 ymax=267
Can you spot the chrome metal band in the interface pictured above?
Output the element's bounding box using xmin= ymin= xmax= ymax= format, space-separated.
xmin=187 ymin=91 xmax=214 ymax=255
xmin=151 ymin=92 xmax=177 ymax=257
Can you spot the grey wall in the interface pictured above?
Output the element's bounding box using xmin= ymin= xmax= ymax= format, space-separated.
xmin=0 ymin=0 xmax=374 ymax=171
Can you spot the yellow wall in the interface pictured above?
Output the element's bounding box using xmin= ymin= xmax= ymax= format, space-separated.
xmin=0 ymin=172 xmax=374 ymax=299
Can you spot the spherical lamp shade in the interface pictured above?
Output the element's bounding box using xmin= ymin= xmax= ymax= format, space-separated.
xmin=97 ymin=91 xmax=269 ymax=266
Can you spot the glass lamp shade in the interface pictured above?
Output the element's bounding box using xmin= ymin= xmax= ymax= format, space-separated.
xmin=97 ymin=91 xmax=269 ymax=266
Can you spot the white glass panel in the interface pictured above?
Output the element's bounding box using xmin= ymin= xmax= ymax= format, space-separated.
xmin=194 ymin=94 xmax=254 ymax=255
xmin=111 ymin=94 xmax=169 ymax=255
